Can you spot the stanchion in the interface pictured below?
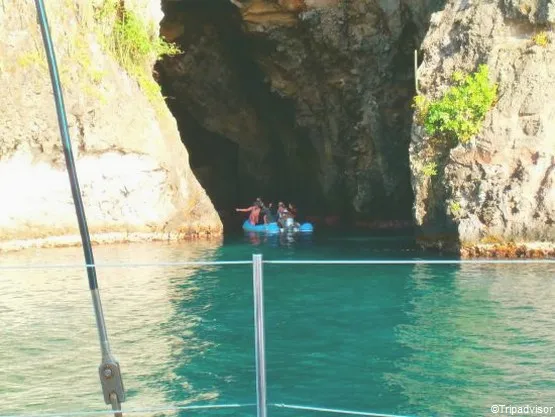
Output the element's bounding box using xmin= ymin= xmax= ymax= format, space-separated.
xmin=252 ymin=254 xmax=267 ymax=417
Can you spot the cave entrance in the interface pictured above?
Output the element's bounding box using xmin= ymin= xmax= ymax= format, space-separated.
xmin=155 ymin=0 xmax=323 ymax=229
xmin=154 ymin=0 xmax=438 ymax=231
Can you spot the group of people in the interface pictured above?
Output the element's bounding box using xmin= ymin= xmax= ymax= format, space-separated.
xmin=236 ymin=198 xmax=298 ymax=227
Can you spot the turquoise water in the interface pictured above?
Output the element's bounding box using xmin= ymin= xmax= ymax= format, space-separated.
xmin=1 ymin=233 xmax=555 ymax=417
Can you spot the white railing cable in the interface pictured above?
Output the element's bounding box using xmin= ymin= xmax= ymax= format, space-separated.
xmin=272 ymin=403 xmax=418 ymax=417
xmin=0 ymin=403 xmax=420 ymax=417
xmin=0 ymin=403 xmax=256 ymax=417
xmin=0 ymin=261 xmax=252 ymax=270
xmin=265 ymin=259 xmax=555 ymax=265
xmin=0 ymin=259 xmax=554 ymax=271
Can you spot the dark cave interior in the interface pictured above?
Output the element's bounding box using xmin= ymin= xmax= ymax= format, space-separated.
xmin=155 ymin=0 xmax=434 ymax=229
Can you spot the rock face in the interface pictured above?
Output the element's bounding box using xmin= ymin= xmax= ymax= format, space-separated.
xmin=158 ymin=0 xmax=445 ymax=220
xmin=410 ymin=0 xmax=555 ymax=253
xmin=157 ymin=1 xmax=288 ymax=213
xmin=0 ymin=0 xmax=222 ymax=251
xmin=249 ymin=0 xmax=454 ymax=219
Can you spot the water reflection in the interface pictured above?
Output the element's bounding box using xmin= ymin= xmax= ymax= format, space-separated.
xmin=389 ymin=263 xmax=555 ymax=417
xmin=0 ymin=241 xmax=221 ymax=415
xmin=164 ymin=260 xmax=256 ymax=411
xmin=4 ymin=239 xmax=555 ymax=417
xmin=244 ymin=232 xmax=313 ymax=248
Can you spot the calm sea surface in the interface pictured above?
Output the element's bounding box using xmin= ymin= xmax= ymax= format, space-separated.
xmin=1 ymin=232 xmax=555 ymax=417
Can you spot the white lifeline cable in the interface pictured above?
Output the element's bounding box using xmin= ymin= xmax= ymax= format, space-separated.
xmin=0 ymin=403 xmax=256 ymax=417
xmin=0 ymin=403 xmax=420 ymax=417
xmin=0 ymin=261 xmax=253 ymax=270
xmin=271 ymin=403 xmax=418 ymax=417
xmin=0 ymin=259 xmax=554 ymax=271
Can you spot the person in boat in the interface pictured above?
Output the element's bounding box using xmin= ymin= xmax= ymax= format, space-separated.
xmin=277 ymin=202 xmax=294 ymax=228
xmin=288 ymin=203 xmax=297 ymax=218
xmin=261 ymin=202 xmax=276 ymax=224
xmin=269 ymin=202 xmax=279 ymax=219
xmin=255 ymin=198 xmax=269 ymax=225
xmin=235 ymin=201 xmax=261 ymax=226
xmin=277 ymin=202 xmax=286 ymax=217
xmin=288 ymin=202 xmax=302 ymax=226
xmin=276 ymin=202 xmax=285 ymax=227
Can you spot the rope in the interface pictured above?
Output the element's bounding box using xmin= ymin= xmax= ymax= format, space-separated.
xmin=271 ymin=403 xmax=418 ymax=417
xmin=0 ymin=403 xmax=256 ymax=417
xmin=1 ymin=259 xmax=553 ymax=270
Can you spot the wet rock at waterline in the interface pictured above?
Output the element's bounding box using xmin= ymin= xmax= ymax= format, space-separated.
xmin=0 ymin=0 xmax=222 ymax=251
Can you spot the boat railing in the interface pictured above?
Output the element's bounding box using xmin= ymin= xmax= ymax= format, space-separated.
xmin=2 ymin=256 xmax=555 ymax=417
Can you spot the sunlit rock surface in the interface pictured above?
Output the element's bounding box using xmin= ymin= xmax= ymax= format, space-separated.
xmin=410 ymin=0 xmax=555 ymax=256
xmin=0 ymin=0 xmax=222 ymax=251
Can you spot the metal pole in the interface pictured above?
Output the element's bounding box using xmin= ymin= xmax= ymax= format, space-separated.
xmin=252 ymin=254 xmax=268 ymax=417
xmin=33 ymin=1 xmax=124 ymax=414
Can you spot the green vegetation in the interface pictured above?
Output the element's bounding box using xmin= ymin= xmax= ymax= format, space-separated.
xmin=94 ymin=0 xmax=181 ymax=105
xmin=69 ymin=35 xmax=109 ymax=85
xmin=82 ymin=84 xmax=108 ymax=104
xmin=421 ymin=162 xmax=438 ymax=177
xmin=449 ymin=201 xmax=462 ymax=215
xmin=413 ymin=65 xmax=498 ymax=144
xmin=17 ymin=48 xmax=73 ymax=86
xmin=17 ymin=47 xmax=48 ymax=70
xmin=110 ymin=7 xmax=180 ymax=69
xmin=532 ymin=31 xmax=550 ymax=47
xmin=412 ymin=94 xmax=429 ymax=125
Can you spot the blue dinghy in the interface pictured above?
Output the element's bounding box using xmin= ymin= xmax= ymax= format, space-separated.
xmin=242 ymin=220 xmax=313 ymax=234
xmin=242 ymin=220 xmax=280 ymax=234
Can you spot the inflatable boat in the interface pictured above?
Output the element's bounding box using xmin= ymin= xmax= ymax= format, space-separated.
xmin=242 ymin=220 xmax=314 ymax=234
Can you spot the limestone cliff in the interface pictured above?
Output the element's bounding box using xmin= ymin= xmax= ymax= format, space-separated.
xmin=0 ymin=0 xmax=222 ymax=251
xmin=410 ymin=0 xmax=555 ymax=256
